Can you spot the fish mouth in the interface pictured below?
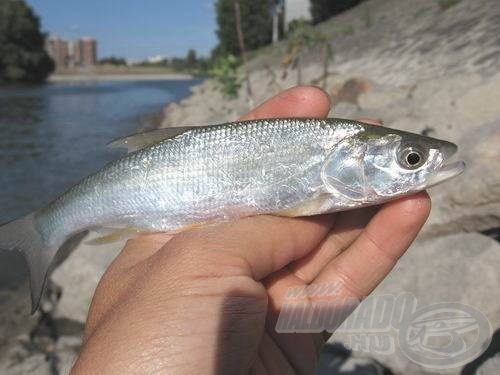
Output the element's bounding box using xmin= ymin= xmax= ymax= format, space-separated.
xmin=427 ymin=142 xmax=465 ymax=187
xmin=440 ymin=141 xmax=458 ymax=159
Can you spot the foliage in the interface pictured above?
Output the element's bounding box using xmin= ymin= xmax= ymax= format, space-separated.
xmin=214 ymin=0 xmax=272 ymax=56
xmin=99 ymin=56 xmax=127 ymax=66
xmin=436 ymin=0 xmax=461 ymax=10
xmin=310 ymin=0 xmax=365 ymax=24
xmin=185 ymin=49 xmax=198 ymax=72
xmin=209 ymin=54 xmax=241 ymax=99
xmin=0 ymin=0 xmax=54 ymax=83
xmin=283 ymin=21 xmax=333 ymax=87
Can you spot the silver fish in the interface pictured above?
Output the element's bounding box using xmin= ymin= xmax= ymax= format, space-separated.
xmin=0 ymin=118 xmax=464 ymax=311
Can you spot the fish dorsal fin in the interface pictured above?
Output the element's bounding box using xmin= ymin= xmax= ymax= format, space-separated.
xmin=108 ymin=126 xmax=195 ymax=153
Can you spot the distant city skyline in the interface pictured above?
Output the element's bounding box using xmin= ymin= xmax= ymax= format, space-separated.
xmin=46 ymin=36 xmax=97 ymax=69
xmin=26 ymin=0 xmax=218 ymax=60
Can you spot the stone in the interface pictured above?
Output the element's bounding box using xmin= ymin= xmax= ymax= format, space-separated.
xmin=50 ymin=237 xmax=125 ymax=323
xmin=330 ymin=232 xmax=500 ymax=374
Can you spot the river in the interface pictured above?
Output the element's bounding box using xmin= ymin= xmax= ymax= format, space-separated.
xmin=0 ymin=78 xmax=202 ymax=285
xmin=0 ymin=78 xmax=202 ymax=223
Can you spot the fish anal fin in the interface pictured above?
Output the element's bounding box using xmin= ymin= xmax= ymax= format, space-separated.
xmin=108 ymin=126 xmax=195 ymax=153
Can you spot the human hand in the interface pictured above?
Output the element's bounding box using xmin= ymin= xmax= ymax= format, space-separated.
xmin=73 ymin=86 xmax=431 ymax=374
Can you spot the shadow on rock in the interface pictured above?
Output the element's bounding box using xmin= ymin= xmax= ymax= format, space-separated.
xmin=317 ymin=342 xmax=393 ymax=375
xmin=462 ymin=329 xmax=500 ymax=375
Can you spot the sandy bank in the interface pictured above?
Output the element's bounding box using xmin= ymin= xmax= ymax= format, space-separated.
xmin=49 ymin=73 xmax=194 ymax=82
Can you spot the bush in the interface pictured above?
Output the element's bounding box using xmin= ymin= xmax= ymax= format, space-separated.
xmin=209 ymin=55 xmax=241 ymax=99
xmin=99 ymin=56 xmax=127 ymax=66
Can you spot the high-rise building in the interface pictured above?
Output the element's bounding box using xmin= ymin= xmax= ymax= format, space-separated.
xmin=74 ymin=37 xmax=98 ymax=66
xmin=45 ymin=36 xmax=70 ymax=70
xmin=45 ymin=36 xmax=98 ymax=69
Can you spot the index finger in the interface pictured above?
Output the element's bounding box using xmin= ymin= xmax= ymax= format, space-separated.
xmin=239 ymin=85 xmax=331 ymax=120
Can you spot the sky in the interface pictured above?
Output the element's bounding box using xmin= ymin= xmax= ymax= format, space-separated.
xmin=26 ymin=0 xmax=218 ymax=61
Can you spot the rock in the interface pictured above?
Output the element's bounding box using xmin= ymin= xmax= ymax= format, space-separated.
xmin=330 ymin=78 xmax=372 ymax=107
xmin=330 ymin=232 xmax=500 ymax=374
xmin=424 ymin=118 xmax=500 ymax=238
xmin=50 ymin=236 xmax=125 ymax=323
xmin=0 ymin=353 xmax=51 ymax=375
xmin=317 ymin=343 xmax=391 ymax=375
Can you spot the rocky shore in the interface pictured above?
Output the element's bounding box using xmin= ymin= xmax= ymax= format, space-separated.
xmin=1 ymin=0 xmax=499 ymax=373
xmin=160 ymin=0 xmax=500 ymax=373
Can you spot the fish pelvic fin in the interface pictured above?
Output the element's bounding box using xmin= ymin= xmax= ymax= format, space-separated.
xmin=275 ymin=194 xmax=333 ymax=217
xmin=86 ymin=227 xmax=149 ymax=245
xmin=0 ymin=214 xmax=86 ymax=314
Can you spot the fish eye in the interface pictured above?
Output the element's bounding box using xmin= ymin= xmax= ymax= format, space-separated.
xmin=398 ymin=147 xmax=425 ymax=169
xmin=406 ymin=152 xmax=421 ymax=166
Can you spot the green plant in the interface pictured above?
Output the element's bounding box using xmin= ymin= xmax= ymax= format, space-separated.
xmin=283 ymin=21 xmax=333 ymax=88
xmin=214 ymin=0 xmax=272 ymax=56
xmin=437 ymin=0 xmax=462 ymax=10
xmin=209 ymin=54 xmax=241 ymax=99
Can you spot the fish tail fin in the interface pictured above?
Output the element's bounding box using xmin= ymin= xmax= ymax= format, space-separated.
xmin=0 ymin=213 xmax=56 ymax=314
xmin=0 ymin=214 xmax=88 ymax=313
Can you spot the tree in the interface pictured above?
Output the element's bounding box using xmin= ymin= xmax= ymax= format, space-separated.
xmin=0 ymin=0 xmax=54 ymax=83
xmin=99 ymin=56 xmax=127 ymax=66
xmin=215 ymin=0 xmax=272 ymax=56
xmin=185 ymin=49 xmax=198 ymax=71
xmin=310 ymin=0 xmax=365 ymax=24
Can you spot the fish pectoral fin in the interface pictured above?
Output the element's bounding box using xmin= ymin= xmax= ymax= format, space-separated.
xmin=86 ymin=227 xmax=149 ymax=245
xmin=276 ymin=195 xmax=332 ymax=217
xmin=108 ymin=127 xmax=195 ymax=153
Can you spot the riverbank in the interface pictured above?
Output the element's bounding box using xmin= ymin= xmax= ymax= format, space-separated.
xmin=49 ymin=73 xmax=194 ymax=82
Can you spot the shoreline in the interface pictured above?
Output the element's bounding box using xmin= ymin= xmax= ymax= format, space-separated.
xmin=48 ymin=73 xmax=195 ymax=82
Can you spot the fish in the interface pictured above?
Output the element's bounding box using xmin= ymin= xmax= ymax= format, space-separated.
xmin=0 ymin=118 xmax=465 ymax=312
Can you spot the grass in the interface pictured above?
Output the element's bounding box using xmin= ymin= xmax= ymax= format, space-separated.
xmin=436 ymin=0 xmax=462 ymax=10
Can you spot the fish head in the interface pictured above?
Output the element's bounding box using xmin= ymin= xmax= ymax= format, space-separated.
xmin=321 ymin=127 xmax=465 ymax=203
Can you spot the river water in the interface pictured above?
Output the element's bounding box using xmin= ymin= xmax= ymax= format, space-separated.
xmin=0 ymin=79 xmax=202 ymax=285
xmin=0 ymin=79 xmax=202 ymax=223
